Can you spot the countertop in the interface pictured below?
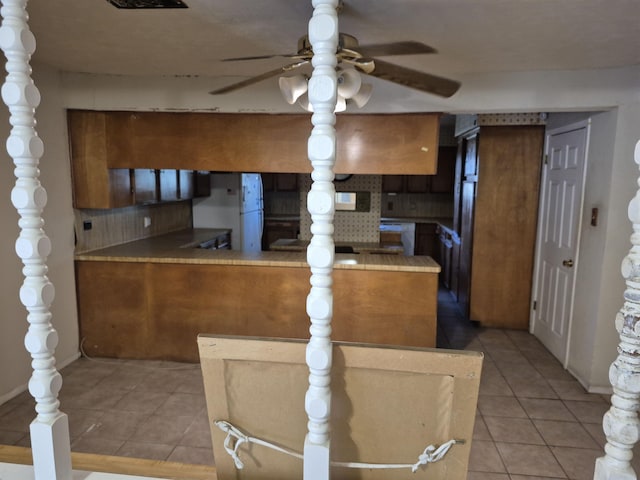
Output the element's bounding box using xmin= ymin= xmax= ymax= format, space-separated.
xmin=269 ymin=238 xmax=404 ymax=255
xmin=75 ymin=229 xmax=441 ymax=273
xmin=380 ymin=216 xmax=454 ymax=231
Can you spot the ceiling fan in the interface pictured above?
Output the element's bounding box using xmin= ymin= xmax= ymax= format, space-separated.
xmin=209 ymin=33 xmax=460 ymax=100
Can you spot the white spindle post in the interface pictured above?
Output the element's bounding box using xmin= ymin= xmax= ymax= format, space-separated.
xmin=594 ymin=139 xmax=640 ymax=480
xmin=0 ymin=1 xmax=72 ymax=479
xmin=304 ymin=1 xmax=339 ymax=479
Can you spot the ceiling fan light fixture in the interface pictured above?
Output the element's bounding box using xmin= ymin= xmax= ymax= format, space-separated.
xmin=278 ymin=75 xmax=309 ymax=104
xmin=296 ymin=92 xmax=312 ymax=112
xmin=337 ymin=67 xmax=362 ymax=99
xmin=350 ymin=82 xmax=373 ymax=108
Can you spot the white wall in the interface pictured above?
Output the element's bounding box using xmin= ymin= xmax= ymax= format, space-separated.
xmin=0 ymin=64 xmax=637 ymax=400
xmin=0 ymin=64 xmax=80 ymax=402
xmin=564 ymin=110 xmax=618 ymax=390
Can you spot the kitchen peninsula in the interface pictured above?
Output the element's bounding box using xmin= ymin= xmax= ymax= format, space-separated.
xmin=75 ymin=229 xmax=440 ymax=362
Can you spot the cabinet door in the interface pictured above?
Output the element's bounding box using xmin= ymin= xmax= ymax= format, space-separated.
xmin=108 ymin=169 xmax=134 ymax=208
xmin=261 ymin=173 xmax=275 ymax=192
xmin=431 ymin=146 xmax=456 ymax=193
xmin=452 ymin=140 xmax=465 ymax=233
xmin=193 ymin=171 xmax=211 ymax=197
xmin=464 ymin=133 xmax=479 ymax=177
xmin=179 ymin=170 xmax=194 ymax=199
xmin=275 ymin=173 xmax=298 ymax=191
xmin=133 ymin=169 xmax=158 ymax=204
xmin=414 ymin=223 xmax=437 ymax=257
xmin=382 ymin=175 xmax=405 ymax=193
xmin=458 ymin=179 xmax=476 ymax=318
xmin=405 ymin=175 xmax=430 ymax=193
xmin=262 ymin=221 xmax=300 ymax=250
xmin=159 ymin=169 xmax=179 ymax=201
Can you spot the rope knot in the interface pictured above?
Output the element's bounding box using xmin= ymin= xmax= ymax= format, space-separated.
xmin=411 ymin=439 xmax=460 ymax=473
xmin=215 ymin=420 xmax=250 ymax=469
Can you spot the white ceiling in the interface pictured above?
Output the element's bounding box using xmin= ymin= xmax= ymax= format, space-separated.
xmin=24 ymin=0 xmax=640 ymax=97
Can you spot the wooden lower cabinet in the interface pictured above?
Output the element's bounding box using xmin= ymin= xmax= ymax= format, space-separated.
xmin=414 ymin=223 xmax=437 ymax=257
xmin=262 ymin=219 xmax=300 ymax=250
xmin=76 ymin=261 xmax=438 ymax=362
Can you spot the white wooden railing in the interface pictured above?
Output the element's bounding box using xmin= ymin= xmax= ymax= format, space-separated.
xmin=303 ymin=1 xmax=339 ymax=478
xmin=0 ymin=0 xmax=72 ymax=479
xmin=594 ymin=139 xmax=640 ymax=479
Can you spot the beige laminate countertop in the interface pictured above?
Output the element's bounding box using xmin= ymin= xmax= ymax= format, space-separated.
xmin=380 ymin=216 xmax=454 ymax=231
xmin=75 ymin=229 xmax=441 ymax=273
xmin=269 ymin=238 xmax=404 ymax=255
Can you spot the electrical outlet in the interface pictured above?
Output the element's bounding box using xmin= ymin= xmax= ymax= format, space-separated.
xmin=83 ymin=220 xmax=92 ymax=231
xmin=144 ymin=216 xmax=151 ymax=228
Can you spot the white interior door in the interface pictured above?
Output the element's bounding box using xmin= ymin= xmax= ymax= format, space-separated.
xmin=532 ymin=122 xmax=589 ymax=366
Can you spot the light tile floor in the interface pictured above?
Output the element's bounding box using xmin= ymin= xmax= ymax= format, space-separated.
xmin=0 ymin=288 xmax=632 ymax=479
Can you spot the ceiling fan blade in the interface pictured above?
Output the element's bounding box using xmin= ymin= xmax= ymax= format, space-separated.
xmin=209 ymin=61 xmax=309 ymax=94
xmin=357 ymin=41 xmax=437 ymax=58
xmin=222 ymin=53 xmax=305 ymax=62
xmin=367 ymin=58 xmax=460 ymax=98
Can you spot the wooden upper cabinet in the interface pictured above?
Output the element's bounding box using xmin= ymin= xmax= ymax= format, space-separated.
xmin=132 ymin=169 xmax=157 ymax=205
xmin=159 ymin=169 xmax=179 ymax=202
xmin=405 ymin=175 xmax=431 ymax=193
xmin=382 ymin=175 xmax=430 ymax=193
xmin=381 ymin=175 xmax=405 ymax=193
xmin=68 ymin=110 xmax=133 ymax=209
xmin=179 ymin=170 xmax=195 ymax=199
xmin=80 ymin=110 xmax=440 ymax=174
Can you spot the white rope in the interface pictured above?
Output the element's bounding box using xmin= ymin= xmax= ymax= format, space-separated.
xmin=214 ymin=420 xmax=463 ymax=473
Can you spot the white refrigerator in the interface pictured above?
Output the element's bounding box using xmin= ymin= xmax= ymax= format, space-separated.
xmin=192 ymin=173 xmax=264 ymax=252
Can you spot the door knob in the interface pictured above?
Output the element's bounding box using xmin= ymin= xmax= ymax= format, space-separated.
xmin=562 ymin=259 xmax=574 ymax=268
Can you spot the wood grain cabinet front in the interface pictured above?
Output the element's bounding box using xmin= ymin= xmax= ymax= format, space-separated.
xmin=70 ymin=110 xmax=440 ymax=175
xmin=76 ymin=260 xmax=438 ymax=362
xmin=68 ymin=111 xmax=134 ymax=209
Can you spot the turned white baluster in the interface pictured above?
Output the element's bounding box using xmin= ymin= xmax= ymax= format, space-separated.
xmin=0 ymin=1 xmax=72 ymax=479
xmin=594 ymin=139 xmax=640 ymax=480
xmin=304 ymin=1 xmax=339 ymax=479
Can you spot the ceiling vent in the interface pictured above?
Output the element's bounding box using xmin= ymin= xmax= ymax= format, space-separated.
xmin=106 ymin=0 xmax=188 ymax=8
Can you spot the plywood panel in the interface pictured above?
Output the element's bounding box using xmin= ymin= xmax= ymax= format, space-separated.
xmin=198 ymin=336 xmax=483 ymax=480
xmin=469 ymin=126 xmax=544 ymax=328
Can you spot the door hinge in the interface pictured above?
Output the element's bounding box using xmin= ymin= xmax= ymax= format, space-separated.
xmin=543 ymin=154 xmax=548 ymax=165
xmin=533 ymin=301 xmax=537 ymax=311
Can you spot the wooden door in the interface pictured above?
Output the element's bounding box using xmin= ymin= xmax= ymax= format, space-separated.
xmin=532 ymin=123 xmax=589 ymax=364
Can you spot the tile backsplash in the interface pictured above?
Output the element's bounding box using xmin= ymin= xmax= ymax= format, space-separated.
xmin=299 ymin=175 xmax=382 ymax=243
xmin=381 ymin=192 xmax=454 ymax=218
xmin=74 ymin=201 xmax=192 ymax=253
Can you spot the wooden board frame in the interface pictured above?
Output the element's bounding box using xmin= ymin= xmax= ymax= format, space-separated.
xmin=198 ymin=335 xmax=483 ymax=480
